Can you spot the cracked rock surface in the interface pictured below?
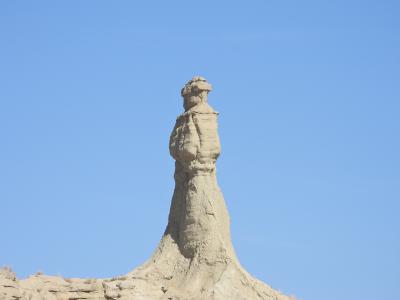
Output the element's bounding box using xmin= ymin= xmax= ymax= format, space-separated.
xmin=1 ymin=77 xmax=290 ymax=300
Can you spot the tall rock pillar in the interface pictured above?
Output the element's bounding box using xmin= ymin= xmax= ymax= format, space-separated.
xmin=128 ymin=77 xmax=290 ymax=300
xmin=0 ymin=77 xmax=290 ymax=300
xmin=168 ymin=77 xmax=234 ymax=261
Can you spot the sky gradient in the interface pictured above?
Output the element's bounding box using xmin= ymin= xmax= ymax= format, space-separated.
xmin=1 ymin=1 xmax=399 ymax=300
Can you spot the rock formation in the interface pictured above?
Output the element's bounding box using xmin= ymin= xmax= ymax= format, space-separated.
xmin=0 ymin=77 xmax=290 ymax=300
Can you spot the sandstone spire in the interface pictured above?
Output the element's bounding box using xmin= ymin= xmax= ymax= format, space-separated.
xmin=0 ymin=77 xmax=290 ymax=300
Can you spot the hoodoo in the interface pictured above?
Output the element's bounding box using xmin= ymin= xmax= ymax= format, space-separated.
xmin=0 ymin=77 xmax=290 ymax=300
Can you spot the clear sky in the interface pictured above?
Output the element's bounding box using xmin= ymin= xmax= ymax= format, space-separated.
xmin=0 ymin=1 xmax=399 ymax=299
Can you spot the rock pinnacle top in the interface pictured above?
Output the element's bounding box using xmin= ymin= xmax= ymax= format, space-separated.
xmin=181 ymin=76 xmax=212 ymax=97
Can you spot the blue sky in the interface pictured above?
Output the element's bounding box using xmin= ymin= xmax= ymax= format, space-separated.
xmin=0 ymin=1 xmax=399 ymax=299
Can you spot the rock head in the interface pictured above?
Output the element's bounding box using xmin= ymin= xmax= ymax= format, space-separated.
xmin=0 ymin=77 xmax=290 ymax=300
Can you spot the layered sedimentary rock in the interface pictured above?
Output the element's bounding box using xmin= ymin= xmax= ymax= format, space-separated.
xmin=0 ymin=77 xmax=290 ymax=300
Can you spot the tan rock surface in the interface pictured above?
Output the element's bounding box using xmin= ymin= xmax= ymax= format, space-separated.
xmin=0 ymin=77 xmax=290 ymax=300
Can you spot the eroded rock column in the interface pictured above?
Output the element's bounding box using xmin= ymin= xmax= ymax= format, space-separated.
xmin=0 ymin=77 xmax=290 ymax=300
xmin=167 ymin=77 xmax=234 ymax=261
